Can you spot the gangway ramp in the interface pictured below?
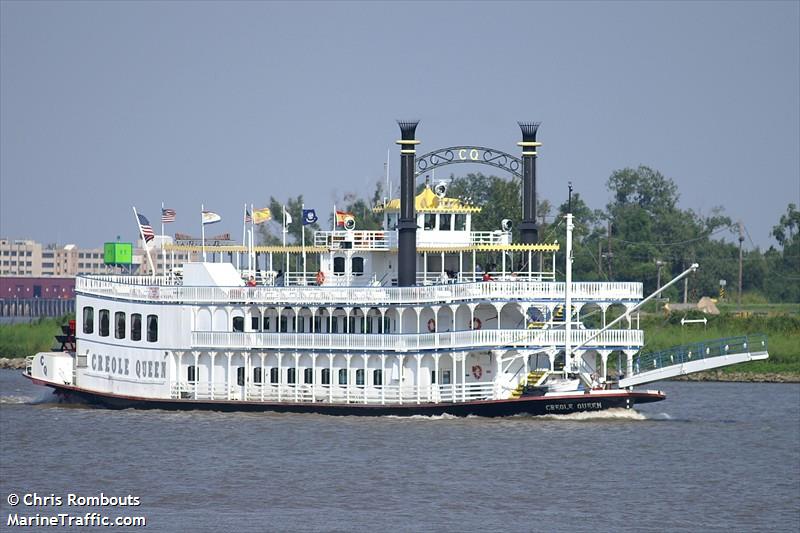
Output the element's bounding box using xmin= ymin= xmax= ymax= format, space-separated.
xmin=619 ymin=335 xmax=769 ymax=388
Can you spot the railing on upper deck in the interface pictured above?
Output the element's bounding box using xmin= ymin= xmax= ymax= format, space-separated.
xmin=76 ymin=276 xmax=643 ymax=306
xmin=312 ymin=230 xmax=513 ymax=250
xmin=190 ymin=328 xmax=644 ymax=351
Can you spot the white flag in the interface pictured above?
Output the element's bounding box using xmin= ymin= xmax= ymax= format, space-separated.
xmin=283 ymin=209 xmax=292 ymax=226
xmin=202 ymin=211 xmax=222 ymax=225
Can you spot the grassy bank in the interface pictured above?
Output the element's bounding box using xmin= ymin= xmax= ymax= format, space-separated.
xmin=0 ymin=317 xmax=68 ymax=358
xmin=638 ymin=311 xmax=799 ymax=376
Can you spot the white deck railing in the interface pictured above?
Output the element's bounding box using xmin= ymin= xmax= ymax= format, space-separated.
xmin=76 ymin=277 xmax=642 ymax=306
xmin=312 ymin=230 xmax=512 ymax=250
xmin=171 ymin=381 xmax=496 ymax=404
xmin=190 ymin=328 xmax=644 ymax=351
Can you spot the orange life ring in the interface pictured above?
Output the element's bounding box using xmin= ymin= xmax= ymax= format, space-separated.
xmin=472 ymin=365 xmax=483 ymax=379
xmin=427 ymin=318 xmax=436 ymax=332
xmin=316 ymin=271 xmax=325 ymax=285
xmin=472 ymin=317 xmax=482 ymax=330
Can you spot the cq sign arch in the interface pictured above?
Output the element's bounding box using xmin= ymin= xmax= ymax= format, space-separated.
xmin=414 ymin=146 xmax=522 ymax=179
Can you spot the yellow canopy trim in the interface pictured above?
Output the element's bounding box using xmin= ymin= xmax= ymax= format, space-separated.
xmin=373 ymin=185 xmax=482 ymax=214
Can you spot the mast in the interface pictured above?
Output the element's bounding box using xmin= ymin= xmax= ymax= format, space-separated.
xmin=565 ymin=211 xmax=574 ymax=374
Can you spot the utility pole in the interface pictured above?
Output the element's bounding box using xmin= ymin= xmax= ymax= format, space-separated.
xmin=656 ymin=259 xmax=663 ymax=291
xmin=738 ymin=221 xmax=744 ymax=306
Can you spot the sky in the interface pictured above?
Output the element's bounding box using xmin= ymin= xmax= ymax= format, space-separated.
xmin=1 ymin=1 xmax=798 ymax=251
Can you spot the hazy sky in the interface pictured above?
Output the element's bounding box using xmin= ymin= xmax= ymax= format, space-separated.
xmin=1 ymin=1 xmax=798 ymax=250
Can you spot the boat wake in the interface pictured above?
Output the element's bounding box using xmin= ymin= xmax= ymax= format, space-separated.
xmin=538 ymin=408 xmax=650 ymax=421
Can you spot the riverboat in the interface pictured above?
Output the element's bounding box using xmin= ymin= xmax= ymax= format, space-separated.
xmin=23 ymin=122 xmax=769 ymax=416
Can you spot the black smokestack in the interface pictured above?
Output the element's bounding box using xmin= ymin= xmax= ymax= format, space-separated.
xmin=518 ymin=122 xmax=541 ymax=244
xmin=397 ymin=120 xmax=419 ymax=287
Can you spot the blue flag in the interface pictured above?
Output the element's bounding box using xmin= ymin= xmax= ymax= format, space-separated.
xmin=302 ymin=209 xmax=318 ymax=225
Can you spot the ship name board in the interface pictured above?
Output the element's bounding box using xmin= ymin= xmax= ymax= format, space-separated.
xmin=90 ymin=353 xmax=166 ymax=380
xmin=545 ymin=402 xmax=603 ymax=411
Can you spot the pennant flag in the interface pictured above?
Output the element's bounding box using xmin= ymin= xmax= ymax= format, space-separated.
xmin=137 ymin=214 xmax=155 ymax=242
xmin=161 ymin=208 xmax=176 ymax=223
xmin=244 ymin=209 xmax=252 ymax=223
xmin=302 ymin=209 xmax=318 ymax=225
xmin=252 ymin=207 xmax=272 ymax=224
xmin=336 ymin=210 xmax=355 ymax=229
xmin=202 ymin=211 xmax=222 ymax=225
xmin=283 ymin=208 xmax=293 ymax=226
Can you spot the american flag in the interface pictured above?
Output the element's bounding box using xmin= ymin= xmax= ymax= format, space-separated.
xmin=244 ymin=209 xmax=252 ymax=223
xmin=137 ymin=214 xmax=155 ymax=242
xmin=161 ymin=208 xmax=176 ymax=223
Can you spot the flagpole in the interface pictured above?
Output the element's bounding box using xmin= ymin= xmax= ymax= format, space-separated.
xmin=301 ymin=203 xmax=306 ymax=280
xmin=201 ymin=204 xmax=207 ymax=262
xmin=250 ymin=203 xmax=255 ymax=276
xmin=132 ymin=206 xmax=156 ymax=276
xmin=282 ymin=204 xmax=288 ymax=281
xmin=160 ymin=201 xmax=165 ymax=279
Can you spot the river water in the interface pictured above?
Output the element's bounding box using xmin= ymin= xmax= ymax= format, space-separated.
xmin=0 ymin=370 xmax=798 ymax=532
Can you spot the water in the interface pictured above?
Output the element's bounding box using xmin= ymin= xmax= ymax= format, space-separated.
xmin=1 ymin=370 xmax=798 ymax=532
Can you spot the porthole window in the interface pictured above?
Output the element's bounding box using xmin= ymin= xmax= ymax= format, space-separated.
xmin=146 ymin=315 xmax=158 ymax=342
xmin=131 ymin=313 xmax=142 ymax=341
xmin=352 ymin=257 xmax=364 ymax=276
xmin=99 ymin=310 xmax=109 ymax=337
xmin=115 ymin=312 xmax=126 ymax=339
xmin=82 ymin=307 xmax=94 ymax=334
xmin=333 ymin=256 xmax=345 ymax=276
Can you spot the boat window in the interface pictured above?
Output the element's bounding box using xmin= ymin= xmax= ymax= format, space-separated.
xmin=304 ymin=368 xmax=313 ymax=384
xmin=313 ymin=316 xmax=321 ymax=332
xmin=387 ymin=213 xmax=398 ymax=230
xmin=263 ymin=316 xmax=271 ymax=331
xmin=383 ymin=316 xmax=391 ymax=333
xmin=439 ymin=214 xmax=452 ymax=231
xmin=287 ymin=367 xmax=296 ymax=384
xmin=355 ymin=369 xmax=364 ymax=386
xmin=270 ymin=367 xmax=279 ymax=384
xmin=280 ymin=316 xmax=288 ymax=333
xmin=115 ymin=312 xmax=126 ymax=339
xmin=424 ymin=214 xmax=436 ymax=230
xmin=352 ymin=257 xmax=364 ymax=276
xmin=237 ymin=367 xmax=245 ymax=386
xmin=366 ymin=316 xmax=373 ymax=334
xmin=296 ymin=316 xmax=305 ymax=333
xmin=82 ymin=307 xmax=94 ymax=334
xmin=338 ymin=368 xmax=347 ymax=385
xmin=441 ymin=370 xmax=451 ymax=385
xmin=253 ymin=367 xmax=262 ymax=384
xmin=321 ymin=368 xmax=330 ymax=385
xmin=330 ymin=316 xmax=338 ymax=333
xmin=431 ymin=370 xmax=436 ymax=385
xmin=233 ymin=317 xmax=244 ymax=332
xmin=146 ymin=314 xmax=158 ymax=342
xmin=454 ymin=214 xmax=467 ymax=231
xmin=333 ymin=256 xmax=345 ymax=276
xmin=99 ymin=309 xmax=109 ymax=337
xmin=131 ymin=313 xmax=142 ymax=341
xmin=187 ymin=365 xmax=198 ymax=382
xmin=251 ymin=317 xmax=260 ymax=331
xmin=373 ymin=369 xmax=383 ymax=386
xmin=348 ymin=316 xmax=356 ymax=333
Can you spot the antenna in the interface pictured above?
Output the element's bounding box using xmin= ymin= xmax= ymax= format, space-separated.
xmin=567 ymin=181 xmax=573 ymax=213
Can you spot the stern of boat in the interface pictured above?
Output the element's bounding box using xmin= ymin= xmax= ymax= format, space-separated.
xmin=26 ymin=352 xmax=76 ymax=387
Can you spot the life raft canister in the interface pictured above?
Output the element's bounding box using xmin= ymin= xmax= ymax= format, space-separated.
xmin=316 ymin=271 xmax=325 ymax=285
xmin=427 ymin=318 xmax=436 ymax=332
xmin=472 ymin=317 xmax=482 ymax=330
xmin=472 ymin=365 xmax=483 ymax=379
